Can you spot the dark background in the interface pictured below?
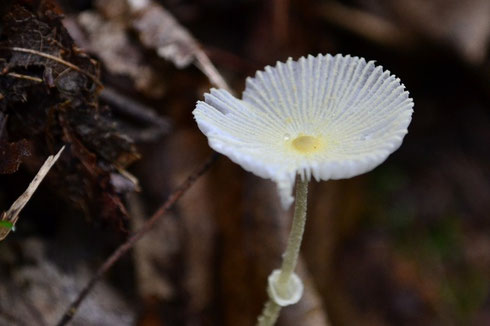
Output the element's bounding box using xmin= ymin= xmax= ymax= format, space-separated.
xmin=1 ymin=0 xmax=489 ymax=325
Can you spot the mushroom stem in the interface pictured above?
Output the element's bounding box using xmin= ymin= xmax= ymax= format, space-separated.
xmin=278 ymin=178 xmax=308 ymax=283
xmin=257 ymin=178 xmax=309 ymax=326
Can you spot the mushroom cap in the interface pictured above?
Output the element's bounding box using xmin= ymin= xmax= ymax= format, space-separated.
xmin=193 ymin=54 xmax=414 ymax=208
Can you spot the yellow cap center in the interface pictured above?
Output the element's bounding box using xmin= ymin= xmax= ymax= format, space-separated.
xmin=292 ymin=135 xmax=321 ymax=153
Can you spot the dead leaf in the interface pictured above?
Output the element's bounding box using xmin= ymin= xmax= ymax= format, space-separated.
xmin=72 ymin=8 xmax=166 ymax=98
xmin=0 ymin=238 xmax=136 ymax=325
xmin=0 ymin=112 xmax=32 ymax=174
xmin=0 ymin=113 xmax=32 ymax=174
xmin=127 ymin=0 xmax=230 ymax=91
xmin=0 ymin=139 xmax=32 ymax=174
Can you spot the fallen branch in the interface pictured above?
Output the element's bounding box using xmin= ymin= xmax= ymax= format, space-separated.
xmin=0 ymin=146 xmax=65 ymax=241
xmin=56 ymin=152 xmax=219 ymax=326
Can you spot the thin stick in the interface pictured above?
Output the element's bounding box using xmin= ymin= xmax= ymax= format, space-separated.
xmin=1 ymin=146 xmax=65 ymax=241
xmin=6 ymin=72 xmax=43 ymax=83
xmin=55 ymin=153 xmax=218 ymax=326
xmin=0 ymin=47 xmax=103 ymax=88
xmin=195 ymin=50 xmax=232 ymax=92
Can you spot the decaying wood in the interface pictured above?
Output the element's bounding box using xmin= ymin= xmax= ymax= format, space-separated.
xmin=0 ymin=2 xmax=140 ymax=220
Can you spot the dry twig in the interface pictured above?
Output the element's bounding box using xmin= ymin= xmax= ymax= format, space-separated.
xmin=6 ymin=72 xmax=43 ymax=83
xmin=0 ymin=146 xmax=65 ymax=241
xmin=55 ymin=153 xmax=218 ymax=326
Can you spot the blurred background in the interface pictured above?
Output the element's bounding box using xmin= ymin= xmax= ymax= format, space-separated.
xmin=0 ymin=0 xmax=489 ymax=325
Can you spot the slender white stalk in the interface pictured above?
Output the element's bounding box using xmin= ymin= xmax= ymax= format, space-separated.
xmin=278 ymin=178 xmax=308 ymax=284
xmin=257 ymin=178 xmax=309 ymax=326
xmin=257 ymin=301 xmax=281 ymax=326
